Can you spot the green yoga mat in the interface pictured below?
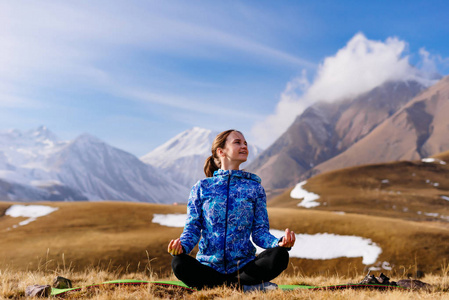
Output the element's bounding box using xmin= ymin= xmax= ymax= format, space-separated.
xmin=51 ymin=279 xmax=406 ymax=296
xmin=51 ymin=279 xmax=194 ymax=296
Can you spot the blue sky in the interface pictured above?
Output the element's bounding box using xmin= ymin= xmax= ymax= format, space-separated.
xmin=1 ymin=1 xmax=448 ymax=156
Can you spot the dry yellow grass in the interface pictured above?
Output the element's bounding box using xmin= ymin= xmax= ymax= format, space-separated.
xmin=1 ymin=267 xmax=449 ymax=299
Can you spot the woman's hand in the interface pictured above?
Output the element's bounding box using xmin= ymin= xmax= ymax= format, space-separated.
xmin=168 ymin=238 xmax=184 ymax=256
xmin=278 ymin=228 xmax=296 ymax=248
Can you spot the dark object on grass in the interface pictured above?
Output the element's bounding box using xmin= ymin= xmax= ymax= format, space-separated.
xmin=375 ymin=272 xmax=397 ymax=286
xmin=359 ymin=274 xmax=380 ymax=284
xmin=358 ymin=272 xmax=397 ymax=286
xmin=53 ymin=276 xmax=73 ymax=289
xmin=25 ymin=285 xmax=51 ymax=297
xmin=358 ymin=272 xmax=432 ymax=290
xmin=397 ymin=279 xmax=432 ymax=290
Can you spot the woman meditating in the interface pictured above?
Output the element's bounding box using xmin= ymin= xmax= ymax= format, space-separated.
xmin=167 ymin=129 xmax=295 ymax=291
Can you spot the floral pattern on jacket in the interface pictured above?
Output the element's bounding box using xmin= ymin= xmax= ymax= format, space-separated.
xmin=180 ymin=169 xmax=280 ymax=274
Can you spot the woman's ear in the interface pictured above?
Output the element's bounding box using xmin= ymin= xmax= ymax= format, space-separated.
xmin=216 ymin=147 xmax=225 ymax=158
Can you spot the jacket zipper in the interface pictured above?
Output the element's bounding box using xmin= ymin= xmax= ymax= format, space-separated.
xmin=223 ymin=173 xmax=231 ymax=273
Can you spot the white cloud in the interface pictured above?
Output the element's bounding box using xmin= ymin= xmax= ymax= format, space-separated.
xmin=251 ymin=33 xmax=440 ymax=148
xmin=251 ymin=70 xmax=311 ymax=147
xmin=416 ymin=48 xmax=449 ymax=84
xmin=304 ymin=33 xmax=418 ymax=102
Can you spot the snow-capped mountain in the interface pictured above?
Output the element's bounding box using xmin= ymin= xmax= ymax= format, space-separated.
xmin=0 ymin=152 xmax=9 ymax=170
xmin=0 ymin=126 xmax=66 ymax=188
xmin=0 ymin=126 xmax=64 ymax=168
xmin=140 ymin=127 xmax=263 ymax=188
xmin=0 ymin=127 xmax=188 ymax=203
xmin=47 ymin=134 xmax=188 ymax=203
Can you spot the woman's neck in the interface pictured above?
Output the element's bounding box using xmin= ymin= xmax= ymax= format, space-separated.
xmin=220 ymin=160 xmax=241 ymax=171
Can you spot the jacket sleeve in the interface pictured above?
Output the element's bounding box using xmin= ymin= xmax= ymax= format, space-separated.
xmin=180 ymin=181 xmax=203 ymax=254
xmin=251 ymin=185 xmax=280 ymax=249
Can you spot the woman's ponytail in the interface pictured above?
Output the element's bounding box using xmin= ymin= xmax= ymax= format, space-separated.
xmin=204 ymin=155 xmax=220 ymax=177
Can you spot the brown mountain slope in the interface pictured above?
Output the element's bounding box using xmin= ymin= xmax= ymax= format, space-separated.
xmin=248 ymin=101 xmax=345 ymax=192
xmin=249 ymin=80 xmax=425 ymax=191
xmin=311 ymin=75 xmax=449 ymax=176
xmin=334 ymin=80 xmax=425 ymax=151
xmin=433 ymin=150 xmax=449 ymax=161
xmin=269 ymin=155 xmax=449 ymax=224
xmin=2 ymin=201 xmax=449 ymax=277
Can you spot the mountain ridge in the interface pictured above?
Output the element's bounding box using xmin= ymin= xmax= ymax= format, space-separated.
xmin=310 ymin=75 xmax=449 ymax=177
xmin=0 ymin=127 xmax=188 ymax=203
xmin=248 ymin=79 xmax=430 ymax=190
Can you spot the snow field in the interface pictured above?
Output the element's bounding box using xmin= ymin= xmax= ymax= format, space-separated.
xmin=152 ymin=213 xmax=187 ymax=227
xmin=5 ymin=204 xmax=58 ymax=227
xmin=290 ymin=181 xmax=320 ymax=208
xmin=152 ymin=214 xmax=382 ymax=266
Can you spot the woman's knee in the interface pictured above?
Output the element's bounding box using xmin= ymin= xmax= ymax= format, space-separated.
xmin=273 ymin=247 xmax=289 ymax=271
xmin=171 ymin=254 xmax=190 ymax=277
xmin=257 ymin=246 xmax=289 ymax=271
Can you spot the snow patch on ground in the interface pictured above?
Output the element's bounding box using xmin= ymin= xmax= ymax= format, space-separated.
xmin=425 ymin=179 xmax=440 ymax=187
xmin=152 ymin=214 xmax=187 ymax=227
xmin=290 ymin=181 xmax=320 ymax=208
xmin=417 ymin=211 xmax=449 ymax=222
xmin=5 ymin=205 xmax=58 ymax=227
xmin=422 ymin=158 xmax=447 ymax=165
xmin=258 ymin=230 xmax=381 ymax=265
xmin=424 ymin=212 xmax=439 ymax=217
xmin=152 ymin=215 xmax=382 ymax=265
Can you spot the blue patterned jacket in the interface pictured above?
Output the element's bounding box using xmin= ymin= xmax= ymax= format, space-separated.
xmin=180 ymin=169 xmax=280 ymax=274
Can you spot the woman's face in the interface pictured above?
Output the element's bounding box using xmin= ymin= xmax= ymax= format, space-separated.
xmin=220 ymin=131 xmax=249 ymax=164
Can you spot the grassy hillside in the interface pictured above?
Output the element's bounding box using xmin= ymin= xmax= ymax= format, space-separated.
xmin=2 ymin=201 xmax=449 ymax=278
xmin=433 ymin=150 xmax=449 ymax=162
xmin=269 ymin=157 xmax=449 ymax=223
xmin=0 ymin=202 xmax=186 ymax=276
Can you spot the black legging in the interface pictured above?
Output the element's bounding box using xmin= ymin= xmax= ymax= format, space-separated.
xmin=171 ymin=247 xmax=289 ymax=289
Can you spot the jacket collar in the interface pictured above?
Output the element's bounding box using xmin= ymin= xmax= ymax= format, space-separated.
xmin=213 ymin=169 xmax=261 ymax=183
